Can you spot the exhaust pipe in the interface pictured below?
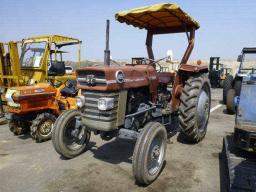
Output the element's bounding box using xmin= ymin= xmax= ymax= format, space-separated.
xmin=104 ymin=20 xmax=110 ymax=66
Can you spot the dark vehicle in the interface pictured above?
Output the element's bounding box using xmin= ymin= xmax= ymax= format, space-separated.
xmin=224 ymin=47 xmax=256 ymax=114
xmin=223 ymin=73 xmax=256 ymax=191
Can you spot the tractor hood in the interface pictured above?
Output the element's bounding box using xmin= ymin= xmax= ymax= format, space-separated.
xmin=76 ymin=65 xmax=158 ymax=91
xmin=6 ymin=83 xmax=56 ymax=103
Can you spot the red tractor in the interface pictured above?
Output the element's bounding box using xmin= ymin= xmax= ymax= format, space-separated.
xmin=52 ymin=3 xmax=211 ymax=185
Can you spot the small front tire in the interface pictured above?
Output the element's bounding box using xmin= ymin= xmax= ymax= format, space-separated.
xmin=52 ymin=110 xmax=90 ymax=159
xmin=133 ymin=122 xmax=167 ymax=185
xmin=30 ymin=113 xmax=56 ymax=142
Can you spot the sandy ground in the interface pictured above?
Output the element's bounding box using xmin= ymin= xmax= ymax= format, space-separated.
xmin=0 ymin=88 xmax=234 ymax=192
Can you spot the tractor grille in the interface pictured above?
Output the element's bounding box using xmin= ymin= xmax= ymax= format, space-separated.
xmin=82 ymin=91 xmax=119 ymax=122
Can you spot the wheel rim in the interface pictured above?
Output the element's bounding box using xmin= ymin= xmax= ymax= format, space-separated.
xmin=197 ymin=87 xmax=210 ymax=133
xmin=39 ymin=120 xmax=53 ymax=137
xmin=147 ymin=132 xmax=165 ymax=176
xmin=63 ymin=117 xmax=86 ymax=151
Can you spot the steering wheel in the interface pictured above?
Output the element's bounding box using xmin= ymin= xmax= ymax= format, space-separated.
xmin=145 ymin=58 xmax=163 ymax=72
xmin=46 ymin=78 xmax=64 ymax=88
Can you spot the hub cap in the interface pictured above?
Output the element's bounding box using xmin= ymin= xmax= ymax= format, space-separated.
xmin=197 ymin=88 xmax=210 ymax=132
xmin=64 ymin=118 xmax=86 ymax=151
xmin=39 ymin=120 xmax=53 ymax=136
xmin=147 ymin=133 xmax=165 ymax=175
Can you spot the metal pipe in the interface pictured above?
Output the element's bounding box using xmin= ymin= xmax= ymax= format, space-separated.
xmin=180 ymin=29 xmax=195 ymax=65
xmin=146 ymin=31 xmax=154 ymax=62
xmin=104 ymin=20 xmax=110 ymax=66
xmin=125 ymin=106 xmax=156 ymax=118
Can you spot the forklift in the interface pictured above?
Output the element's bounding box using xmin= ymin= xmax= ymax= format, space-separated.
xmin=208 ymin=57 xmax=232 ymax=88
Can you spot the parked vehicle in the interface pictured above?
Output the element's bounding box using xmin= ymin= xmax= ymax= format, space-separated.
xmin=223 ymin=72 xmax=256 ymax=191
xmin=4 ymin=35 xmax=82 ymax=142
xmin=208 ymin=57 xmax=232 ymax=88
xmin=224 ymin=47 xmax=256 ymax=114
xmin=5 ymin=80 xmax=78 ymax=142
xmin=0 ymin=35 xmax=81 ymax=88
xmin=0 ymin=35 xmax=81 ymax=118
xmin=52 ymin=3 xmax=211 ymax=185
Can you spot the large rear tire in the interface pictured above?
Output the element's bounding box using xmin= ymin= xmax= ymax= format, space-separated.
xmin=223 ymin=75 xmax=233 ymax=104
xmin=133 ymin=122 xmax=167 ymax=185
xmin=30 ymin=113 xmax=56 ymax=142
xmin=52 ymin=110 xmax=90 ymax=159
xmin=178 ymin=74 xmax=211 ymax=143
xmin=226 ymin=89 xmax=236 ymax=114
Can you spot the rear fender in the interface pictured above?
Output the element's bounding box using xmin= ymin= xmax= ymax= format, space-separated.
xmin=171 ymin=63 xmax=208 ymax=112
xmin=178 ymin=63 xmax=208 ymax=73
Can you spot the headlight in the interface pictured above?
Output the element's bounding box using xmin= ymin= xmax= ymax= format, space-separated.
xmin=76 ymin=96 xmax=85 ymax=108
xmin=5 ymin=89 xmax=20 ymax=108
xmin=98 ymin=97 xmax=114 ymax=111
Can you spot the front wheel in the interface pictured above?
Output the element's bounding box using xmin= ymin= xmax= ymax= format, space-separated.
xmin=219 ymin=80 xmax=224 ymax=88
xmin=226 ymin=89 xmax=236 ymax=114
xmin=223 ymin=75 xmax=233 ymax=104
xmin=30 ymin=113 xmax=56 ymax=142
xmin=179 ymin=74 xmax=211 ymax=142
xmin=133 ymin=122 xmax=167 ymax=185
xmin=52 ymin=110 xmax=90 ymax=159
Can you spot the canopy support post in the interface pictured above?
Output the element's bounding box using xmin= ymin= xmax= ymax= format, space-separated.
xmin=180 ymin=28 xmax=195 ymax=65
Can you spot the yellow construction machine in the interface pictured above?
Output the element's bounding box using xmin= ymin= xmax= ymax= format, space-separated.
xmin=0 ymin=35 xmax=81 ymax=88
xmin=0 ymin=35 xmax=81 ymax=117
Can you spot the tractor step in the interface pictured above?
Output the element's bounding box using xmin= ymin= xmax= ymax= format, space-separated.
xmin=223 ymin=135 xmax=256 ymax=191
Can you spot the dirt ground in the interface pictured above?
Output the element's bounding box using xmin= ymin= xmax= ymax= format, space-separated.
xmin=0 ymin=88 xmax=233 ymax=192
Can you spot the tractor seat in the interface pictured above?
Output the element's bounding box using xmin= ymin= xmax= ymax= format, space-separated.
xmin=61 ymin=80 xmax=78 ymax=97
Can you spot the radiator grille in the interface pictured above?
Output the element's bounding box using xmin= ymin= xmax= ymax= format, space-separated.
xmin=82 ymin=91 xmax=119 ymax=122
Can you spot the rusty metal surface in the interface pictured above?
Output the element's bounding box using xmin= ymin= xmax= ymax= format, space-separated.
xmin=179 ymin=63 xmax=208 ymax=73
xmin=77 ymin=65 xmax=158 ymax=92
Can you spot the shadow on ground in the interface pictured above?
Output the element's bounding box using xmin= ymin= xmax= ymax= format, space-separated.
xmin=90 ymin=138 xmax=135 ymax=164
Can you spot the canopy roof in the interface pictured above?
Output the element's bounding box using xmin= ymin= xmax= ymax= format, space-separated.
xmin=115 ymin=3 xmax=200 ymax=34
xmin=23 ymin=35 xmax=80 ymax=44
xmin=242 ymin=47 xmax=256 ymax=53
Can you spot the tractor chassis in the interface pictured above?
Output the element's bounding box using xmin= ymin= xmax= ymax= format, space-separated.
xmin=79 ymin=103 xmax=173 ymax=141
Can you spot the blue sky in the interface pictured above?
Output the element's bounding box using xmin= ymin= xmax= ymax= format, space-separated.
xmin=0 ymin=0 xmax=255 ymax=61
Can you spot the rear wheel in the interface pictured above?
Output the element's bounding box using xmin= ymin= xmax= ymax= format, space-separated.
xmin=133 ymin=122 xmax=167 ymax=185
xmin=9 ymin=120 xmax=29 ymax=135
xmin=30 ymin=113 xmax=56 ymax=142
xmin=52 ymin=110 xmax=90 ymax=159
xmin=178 ymin=74 xmax=211 ymax=142
xmin=234 ymin=80 xmax=242 ymax=96
xmin=226 ymin=89 xmax=236 ymax=114
xmin=219 ymin=80 xmax=224 ymax=88
xmin=223 ymin=75 xmax=233 ymax=104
